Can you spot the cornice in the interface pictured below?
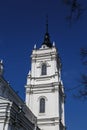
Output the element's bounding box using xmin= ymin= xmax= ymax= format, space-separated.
xmin=37 ymin=117 xmax=59 ymax=126
xmin=26 ymin=82 xmax=59 ymax=88
xmin=28 ymin=73 xmax=58 ymax=80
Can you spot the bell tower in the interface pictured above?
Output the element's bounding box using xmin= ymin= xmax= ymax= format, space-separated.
xmin=25 ymin=23 xmax=65 ymax=130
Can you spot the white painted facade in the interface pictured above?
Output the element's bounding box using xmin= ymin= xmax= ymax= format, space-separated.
xmin=25 ymin=33 xmax=66 ymax=130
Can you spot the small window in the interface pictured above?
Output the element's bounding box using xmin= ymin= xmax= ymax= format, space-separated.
xmin=43 ymin=45 xmax=46 ymax=48
xmin=41 ymin=63 xmax=47 ymax=75
xmin=39 ymin=98 xmax=45 ymax=113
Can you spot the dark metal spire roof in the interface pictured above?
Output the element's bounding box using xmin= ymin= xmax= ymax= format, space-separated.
xmin=42 ymin=16 xmax=52 ymax=48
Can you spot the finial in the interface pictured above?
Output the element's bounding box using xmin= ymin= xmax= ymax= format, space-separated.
xmin=28 ymin=70 xmax=31 ymax=77
xmin=53 ymin=41 xmax=55 ymax=47
xmin=46 ymin=15 xmax=48 ymax=33
xmin=0 ymin=60 xmax=3 ymax=64
xmin=34 ymin=44 xmax=36 ymax=49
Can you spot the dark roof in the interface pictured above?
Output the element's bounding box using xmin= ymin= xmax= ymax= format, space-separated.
xmin=42 ymin=32 xmax=52 ymax=48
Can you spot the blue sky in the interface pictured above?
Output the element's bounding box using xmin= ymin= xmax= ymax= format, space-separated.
xmin=0 ymin=0 xmax=87 ymax=130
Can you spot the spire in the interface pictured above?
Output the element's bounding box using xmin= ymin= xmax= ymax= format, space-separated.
xmin=42 ymin=16 xmax=52 ymax=48
xmin=46 ymin=15 xmax=48 ymax=33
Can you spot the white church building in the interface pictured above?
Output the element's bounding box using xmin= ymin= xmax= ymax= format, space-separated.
xmin=0 ymin=23 xmax=66 ymax=130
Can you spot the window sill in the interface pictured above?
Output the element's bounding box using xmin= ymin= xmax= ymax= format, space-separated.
xmin=38 ymin=113 xmax=46 ymax=116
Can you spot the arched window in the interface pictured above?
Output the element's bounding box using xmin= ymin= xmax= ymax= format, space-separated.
xmin=39 ymin=98 xmax=45 ymax=113
xmin=41 ymin=63 xmax=47 ymax=75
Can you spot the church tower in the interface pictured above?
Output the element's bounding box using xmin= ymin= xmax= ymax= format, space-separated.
xmin=25 ymin=22 xmax=65 ymax=130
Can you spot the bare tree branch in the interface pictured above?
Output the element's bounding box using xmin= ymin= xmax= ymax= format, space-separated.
xmin=62 ymin=0 xmax=87 ymax=23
